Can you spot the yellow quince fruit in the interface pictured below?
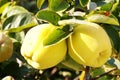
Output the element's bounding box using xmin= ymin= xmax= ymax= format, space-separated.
xmin=68 ymin=20 xmax=112 ymax=67
xmin=21 ymin=24 xmax=67 ymax=69
xmin=0 ymin=31 xmax=13 ymax=62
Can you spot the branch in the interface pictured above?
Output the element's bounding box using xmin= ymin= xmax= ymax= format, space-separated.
xmin=74 ymin=66 xmax=91 ymax=80
xmin=92 ymin=67 xmax=117 ymax=80
xmin=84 ymin=66 xmax=91 ymax=80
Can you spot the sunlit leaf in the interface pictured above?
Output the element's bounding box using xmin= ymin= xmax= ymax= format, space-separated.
xmin=6 ymin=21 xmax=37 ymax=32
xmin=49 ymin=0 xmax=69 ymax=12
xmin=2 ymin=13 xmax=37 ymax=32
xmin=43 ymin=25 xmax=73 ymax=46
xmin=61 ymin=14 xmax=73 ymax=20
xmin=1 ymin=5 xmax=38 ymax=32
xmin=0 ymin=0 xmax=9 ymax=7
xmin=112 ymin=0 xmax=120 ymax=23
xmin=86 ymin=13 xmax=119 ymax=25
xmin=100 ymin=1 xmax=114 ymax=11
xmin=36 ymin=10 xmax=61 ymax=25
xmin=96 ymin=0 xmax=119 ymax=12
xmin=0 ymin=2 xmax=10 ymax=14
xmin=61 ymin=12 xmax=85 ymax=20
xmin=111 ymin=0 xmax=119 ymax=11
xmin=1 ymin=5 xmax=29 ymax=19
xmin=37 ymin=0 xmax=45 ymax=9
xmin=79 ymin=0 xmax=90 ymax=7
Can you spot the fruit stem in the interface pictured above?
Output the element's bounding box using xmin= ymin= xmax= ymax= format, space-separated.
xmin=84 ymin=66 xmax=91 ymax=80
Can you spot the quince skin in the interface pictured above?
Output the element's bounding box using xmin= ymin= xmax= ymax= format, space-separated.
xmin=21 ymin=24 xmax=67 ymax=69
xmin=68 ymin=21 xmax=112 ymax=67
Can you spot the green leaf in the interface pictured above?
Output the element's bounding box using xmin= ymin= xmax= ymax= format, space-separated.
xmin=86 ymin=13 xmax=119 ymax=26
xmin=96 ymin=0 xmax=119 ymax=12
xmin=2 ymin=15 xmax=14 ymax=29
xmin=49 ymin=0 xmax=69 ymax=12
xmin=91 ymin=68 xmax=106 ymax=80
xmin=103 ymin=24 xmax=120 ymax=52
xmin=112 ymin=0 xmax=120 ymax=23
xmin=36 ymin=10 xmax=61 ymax=25
xmin=59 ymin=54 xmax=84 ymax=71
xmin=100 ymin=1 xmax=114 ymax=11
xmin=108 ymin=25 xmax=120 ymax=31
xmin=2 ymin=13 xmax=37 ymax=32
xmin=0 ymin=2 xmax=10 ymax=14
xmin=6 ymin=21 xmax=37 ymax=32
xmin=37 ymin=0 xmax=45 ymax=9
xmin=43 ymin=25 xmax=73 ymax=46
xmin=0 ymin=0 xmax=9 ymax=7
xmin=61 ymin=13 xmax=73 ymax=20
xmin=0 ymin=5 xmax=35 ymax=31
xmin=107 ymin=58 xmax=120 ymax=69
xmin=1 ymin=5 xmax=29 ymax=19
xmin=79 ymin=0 xmax=90 ymax=7
xmin=111 ymin=0 xmax=119 ymax=12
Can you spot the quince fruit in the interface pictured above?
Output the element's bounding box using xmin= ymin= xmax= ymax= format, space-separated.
xmin=0 ymin=32 xmax=13 ymax=62
xmin=68 ymin=20 xmax=112 ymax=67
xmin=21 ymin=24 xmax=67 ymax=69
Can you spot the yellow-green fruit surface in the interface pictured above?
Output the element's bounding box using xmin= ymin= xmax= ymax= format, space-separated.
xmin=21 ymin=24 xmax=67 ymax=69
xmin=68 ymin=21 xmax=112 ymax=67
xmin=0 ymin=32 xmax=13 ymax=62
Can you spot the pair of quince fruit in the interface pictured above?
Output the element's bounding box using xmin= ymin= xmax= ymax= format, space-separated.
xmin=21 ymin=19 xmax=112 ymax=69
